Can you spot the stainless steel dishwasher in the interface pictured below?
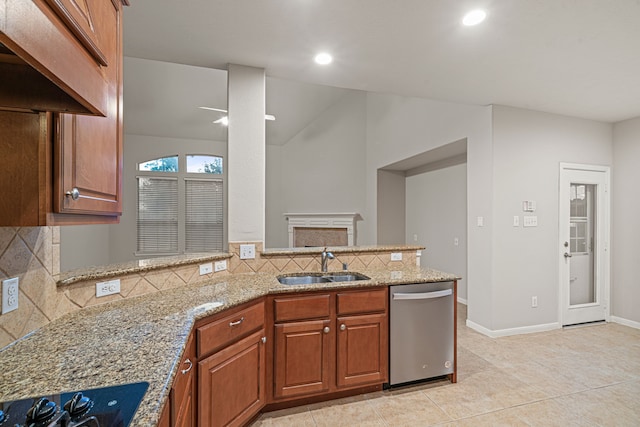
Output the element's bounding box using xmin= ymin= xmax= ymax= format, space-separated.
xmin=389 ymin=281 xmax=455 ymax=386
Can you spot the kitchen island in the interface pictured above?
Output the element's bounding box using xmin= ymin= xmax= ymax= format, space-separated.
xmin=0 ymin=265 xmax=457 ymax=426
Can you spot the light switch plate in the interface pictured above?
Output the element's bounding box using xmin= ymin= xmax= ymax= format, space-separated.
xmin=200 ymin=263 xmax=213 ymax=275
xmin=523 ymin=216 xmax=538 ymax=227
xmin=513 ymin=216 xmax=520 ymax=227
xmin=2 ymin=277 xmax=19 ymax=314
xmin=390 ymin=252 xmax=402 ymax=261
xmin=214 ymin=260 xmax=227 ymax=272
xmin=477 ymin=216 xmax=484 ymax=227
xmin=240 ymin=244 xmax=256 ymax=260
xmin=96 ymin=279 xmax=120 ymax=297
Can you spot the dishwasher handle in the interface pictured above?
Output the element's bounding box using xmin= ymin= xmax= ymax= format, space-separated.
xmin=392 ymin=288 xmax=452 ymax=300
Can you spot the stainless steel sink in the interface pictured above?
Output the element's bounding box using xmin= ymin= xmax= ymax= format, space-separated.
xmin=277 ymin=272 xmax=370 ymax=285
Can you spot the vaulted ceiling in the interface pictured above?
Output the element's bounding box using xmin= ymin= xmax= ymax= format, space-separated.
xmin=124 ymin=0 xmax=640 ymax=126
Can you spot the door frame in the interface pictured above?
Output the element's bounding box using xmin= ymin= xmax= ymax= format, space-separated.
xmin=558 ymin=162 xmax=611 ymax=326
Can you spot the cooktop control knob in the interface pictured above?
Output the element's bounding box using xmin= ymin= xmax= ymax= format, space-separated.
xmin=26 ymin=397 xmax=57 ymax=425
xmin=64 ymin=392 xmax=93 ymax=418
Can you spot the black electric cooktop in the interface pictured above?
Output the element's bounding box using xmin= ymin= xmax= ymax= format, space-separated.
xmin=0 ymin=381 xmax=149 ymax=427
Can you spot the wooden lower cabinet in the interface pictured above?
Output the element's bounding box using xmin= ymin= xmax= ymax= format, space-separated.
xmin=172 ymin=335 xmax=195 ymax=427
xmin=198 ymin=329 xmax=266 ymax=427
xmin=270 ymin=288 xmax=388 ymax=402
xmin=273 ymin=319 xmax=332 ymax=399
xmin=336 ymin=313 xmax=388 ymax=388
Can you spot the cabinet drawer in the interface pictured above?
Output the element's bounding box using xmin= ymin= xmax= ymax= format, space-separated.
xmin=337 ymin=288 xmax=387 ymax=315
xmin=197 ymin=302 xmax=264 ymax=358
xmin=274 ymin=294 xmax=331 ymax=322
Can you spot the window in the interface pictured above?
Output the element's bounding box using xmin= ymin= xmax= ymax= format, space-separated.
xmin=137 ymin=154 xmax=224 ymax=255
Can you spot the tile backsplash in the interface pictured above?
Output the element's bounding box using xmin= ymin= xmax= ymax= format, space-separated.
xmin=0 ymin=230 xmax=417 ymax=348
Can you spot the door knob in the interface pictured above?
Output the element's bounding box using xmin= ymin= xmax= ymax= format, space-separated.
xmin=564 ymin=252 xmax=572 ymax=258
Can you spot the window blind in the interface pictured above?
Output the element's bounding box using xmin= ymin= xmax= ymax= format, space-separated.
xmin=137 ymin=177 xmax=178 ymax=253
xmin=185 ymin=178 xmax=223 ymax=252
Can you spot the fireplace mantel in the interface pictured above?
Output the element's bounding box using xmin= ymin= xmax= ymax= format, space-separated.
xmin=283 ymin=213 xmax=362 ymax=247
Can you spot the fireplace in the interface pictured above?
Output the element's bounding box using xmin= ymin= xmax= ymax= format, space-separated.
xmin=284 ymin=213 xmax=361 ymax=247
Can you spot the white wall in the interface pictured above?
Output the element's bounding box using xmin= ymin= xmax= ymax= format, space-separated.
xmin=612 ymin=117 xmax=640 ymax=324
xmin=265 ymin=91 xmax=367 ymax=247
xmin=228 ymin=65 xmax=265 ymax=243
xmin=366 ymin=93 xmax=494 ymax=328
xmin=491 ymin=105 xmax=612 ymax=331
xmin=265 ymin=144 xmax=286 ymax=247
xmin=377 ymin=170 xmax=406 ymax=245
xmin=406 ymin=163 xmax=467 ymax=301
xmin=60 ymin=225 xmax=111 ymax=271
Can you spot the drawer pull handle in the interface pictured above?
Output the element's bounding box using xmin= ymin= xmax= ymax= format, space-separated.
xmin=229 ymin=317 xmax=245 ymax=327
xmin=323 ymin=326 xmax=330 ymax=334
xmin=181 ymin=358 xmax=193 ymax=375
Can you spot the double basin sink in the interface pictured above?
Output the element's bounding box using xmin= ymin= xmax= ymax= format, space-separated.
xmin=277 ymin=272 xmax=370 ymax=286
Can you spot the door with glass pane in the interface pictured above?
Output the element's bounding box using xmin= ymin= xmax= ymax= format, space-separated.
xmin=559 ymin=164 xmax=610 ymax=326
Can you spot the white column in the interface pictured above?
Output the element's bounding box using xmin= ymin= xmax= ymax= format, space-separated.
xmin=227 ymin=64 xmax=265 ymax=243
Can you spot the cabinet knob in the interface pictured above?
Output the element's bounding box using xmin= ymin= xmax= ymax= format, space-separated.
xmin=181 ymin=358 xmax=193 ymax=375
xmin=340 ymin=324 xmax=346 ymax=331
xmin=323 ymin=326 xmax=330 ymax=334
xmin=65 ymin=188 xmax=80 ymax=200
xmin=261 ymin=336 xmax=267 ymax=344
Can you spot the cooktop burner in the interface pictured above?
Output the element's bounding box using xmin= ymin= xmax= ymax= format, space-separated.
xmin=0 ymin=381 xmax=149 ymax=427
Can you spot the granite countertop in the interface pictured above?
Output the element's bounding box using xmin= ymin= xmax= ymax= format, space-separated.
xmin=0 ymin=265 xmax=457 ymax=426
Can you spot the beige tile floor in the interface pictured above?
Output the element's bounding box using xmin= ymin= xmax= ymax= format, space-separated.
xmin=252 ymin=304 xmax=640 ymax=426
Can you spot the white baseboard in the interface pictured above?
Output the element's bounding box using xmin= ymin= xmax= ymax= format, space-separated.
xmin=466 ymin=319 xmax=561 ymax=338
xmin=457 ymin=297 xmax=467 ymax=305
xmin=611 ymin=316 xmax=640 ymax=330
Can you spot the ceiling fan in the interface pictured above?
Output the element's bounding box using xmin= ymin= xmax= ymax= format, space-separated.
xmin=199 ymin=106 xmax=275 ymax=125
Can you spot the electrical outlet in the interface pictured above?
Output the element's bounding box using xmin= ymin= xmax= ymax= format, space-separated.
xmin=531 ymin=296 xmax=538 ymax=308
xmin=390 ymin=252 xmax=402 ymax=261
xmin=477 ymin=216 xmax=484 ymax=227
xmin=200 ymin=263 xmax=213 ymax=275
xmin=214 ymin=260 xmax=227 ymax=272
xmin=96 ymin=279 xmax=120 ymax=297
xmin=524 ymin=216 xmax=538 ymax=227
xmin=413 ymin=234 xmax=418 ymax=242
xmin=2 ymin=277 xmax=19 ymax=314
xmin=240 ymin=244 xmax=256 ymax=260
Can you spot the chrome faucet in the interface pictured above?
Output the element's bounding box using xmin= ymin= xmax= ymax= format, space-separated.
xmin=321 ymin=248 xmax=335 ymax=272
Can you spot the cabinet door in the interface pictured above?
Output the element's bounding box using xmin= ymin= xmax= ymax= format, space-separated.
xmin=336 ymin=313 xmax=388 ymax=388
xmin=273 ymin=319 xmax=332 ymax=399
xmin=198 ymin=330 xmax=266 ymax=427
xmin=52 ymin=0 xmax=123 ymax=219
xmin=172 ymin=335 xmax=195 ymax=427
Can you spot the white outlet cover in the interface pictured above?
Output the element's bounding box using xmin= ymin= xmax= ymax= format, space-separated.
xmin=240 ymin=244 xmax=256 ymax=260
xmin=523 ymin=216 xmax=538 ymax=227
xmin=96 ymin=279 xmax=121 ymax=297
xmin=200 ymin=263 xmax=213 ymax=275
xmin=2 ymin=277 xmax=19 ymax=314
xmin=214 ymin=260 xmax=227 ymax=272
xmin=390 ymin=252 xmax=402 ymax=261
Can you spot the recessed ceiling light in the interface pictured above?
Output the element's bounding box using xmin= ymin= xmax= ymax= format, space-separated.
xmin=462 ymin=9 xmax=486 ymax=26
xmin=314 ymin=52 xmax=333 ymax=65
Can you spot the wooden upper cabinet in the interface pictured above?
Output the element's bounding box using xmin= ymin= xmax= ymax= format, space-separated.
xmin=0 ymin=0 xmax=125 ymax=225
xmin=0 ymin=0 xmax=127 ymax=115
xmin=44 ymin=0 xmax=110 ymax=67
xmin=52 ymin=0 xmax=123 ymax=218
